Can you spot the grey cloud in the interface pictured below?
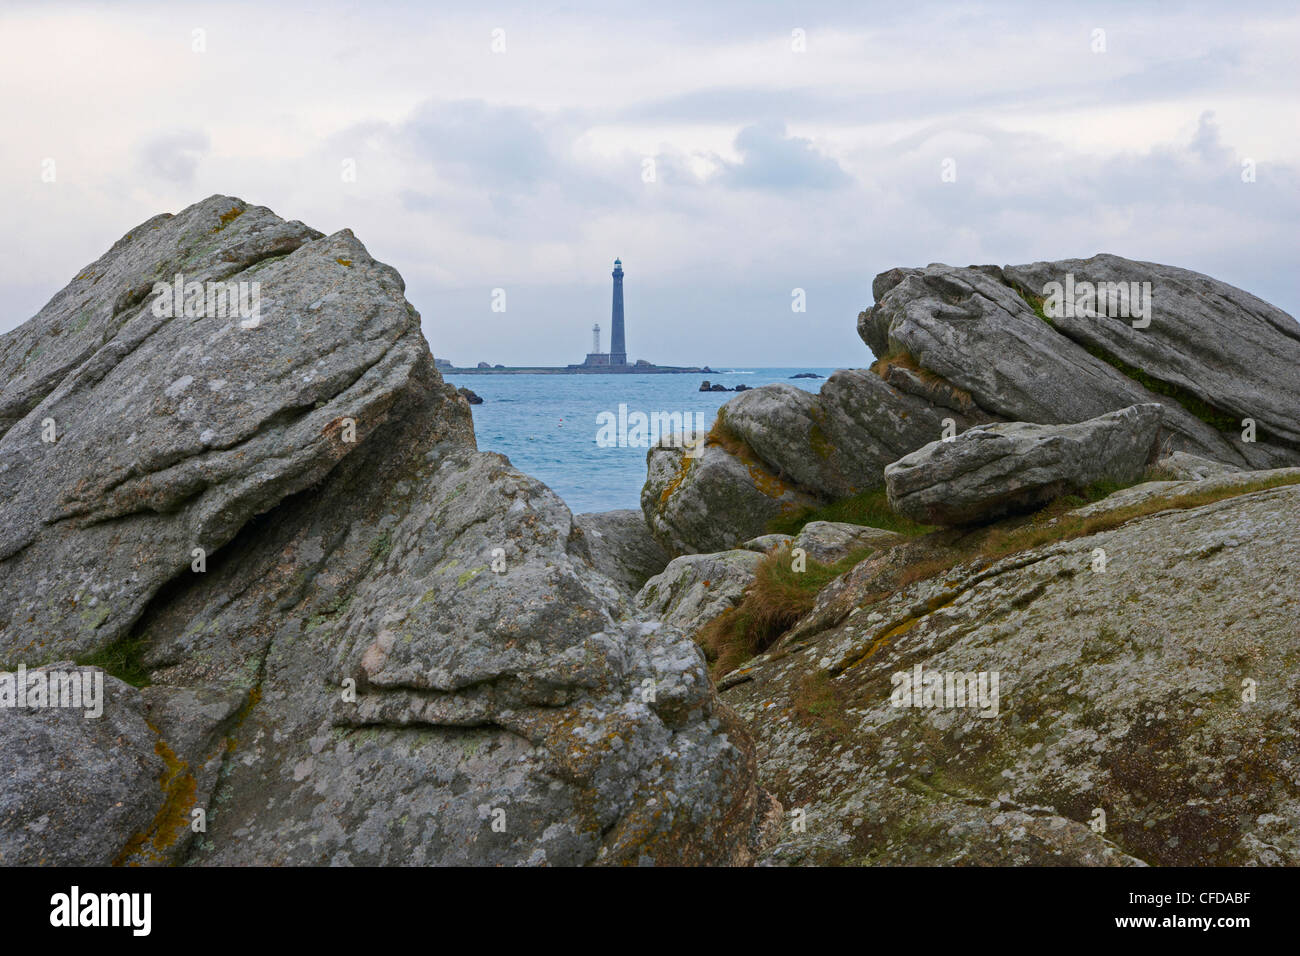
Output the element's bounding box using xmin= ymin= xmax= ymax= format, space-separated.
xmin=716 ymin=122 xmax=852 ymax=190
xmin=137 ymin=130 xmax=211 ymax=184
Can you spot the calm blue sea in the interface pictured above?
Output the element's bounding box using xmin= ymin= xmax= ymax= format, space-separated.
xmin=442 ymin=368 xmax=836 ymax=514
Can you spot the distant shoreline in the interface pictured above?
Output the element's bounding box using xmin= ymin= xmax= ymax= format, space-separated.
xmin=441 ymin=365 xmax=713 ymax=375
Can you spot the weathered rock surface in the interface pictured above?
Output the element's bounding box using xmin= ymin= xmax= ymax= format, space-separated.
xmin=634 ymin=550 xmax=764 ymax=637
xmin=861 ymin=257 xmax=1300 ymax=469
xmin=575 ymin=509 xmax=670 ymax=594
xmin=792 ymin=521 xmax=904 ymax=564
xmin=0 ymin=197 xmax=762 ymax=866
xmin=0 ymin=195 xmax=410 ymax=665
xmin=724 ymin=480 xmax=1300 ymax=866
xmin=1002 ymin=255 xmax=1300 ymax=451
xmin=1153 ymin=450 xmax=1242 ymax=481
xmin=643 ymin=371 xmax=981 ymax=555
xmin=1066 ymin=466 xmax=1300 ymax=522
xmin=645 ymin=254 xmax=1298 ymax=559
xmin=885 ymin=404 xmax=1165 ymax=525
xmin=741 ymin=533 xmax=794 ymax=554
xmin=642 ymin=433 xmax=820 ymax=555
xmin=0 ymin=666 xmax=161 ymax=866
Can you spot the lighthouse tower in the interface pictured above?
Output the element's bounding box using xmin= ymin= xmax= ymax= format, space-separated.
xmin=609 ymin=258 xmax=627 ymax=366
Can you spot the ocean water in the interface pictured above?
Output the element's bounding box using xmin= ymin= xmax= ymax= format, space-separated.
xmin=441 ymin=368 xmax=837 ymax=514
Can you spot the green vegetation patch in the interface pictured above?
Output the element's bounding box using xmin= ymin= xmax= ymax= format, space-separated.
xmin=699 ymin=543 xmax=876 ymax=678
xmin=77 ymin=635 xmax=152 ymax=688
xmin=767 ymin=487 xmax=934 ymax=538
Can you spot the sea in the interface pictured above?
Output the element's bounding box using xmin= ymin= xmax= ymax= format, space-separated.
xmin=441 ymin=368 xmax=836 ymax=515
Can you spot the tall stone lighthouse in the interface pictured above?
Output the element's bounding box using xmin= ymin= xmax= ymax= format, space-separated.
xmin=609 ymin=258 xmax=627 ymax=366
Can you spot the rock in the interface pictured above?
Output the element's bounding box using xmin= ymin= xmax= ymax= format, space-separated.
xmin=0 ymin=195 xmax=418 ymax=665
xmin=885 ymin=404 xmax=1165 ymax=525
xmin=457 ymin=387 xmax=483 ymax=405
xmin=740 ymin=533 xmax=795 ymax=554
xmin=724 ymin=479 xmax=1300 ymax=865
xmin=790 ymin=372 xmax=823 ymax=379
xmin=859 ymin=257 xmax=1300 ymax=469
xmin=1152 ymin=450 xmax=1242 ymax=481
xmin=634 ymin=550 xmax=764 ymax=637
xmin=643 ymin=371 xmax=979 ymax=555
xmin=648 ymin=256 xmax=1299 ymax=558
xmin=733 ymin=384 xmax=750 ymax=392
xmin=575 ymin=509 xmax=670 ymax=594
xmin=698 ymin=381 xmax=713 ymax=391
xmin=0 ymin=665 xmax=163 ymax=866
xmin=476 ymin=361 xmax=490 ymax=368
xmin=0 ymin=197 xmax=762 ymax=867
xmin=642 ymin=432 xmax=821 ymax=555
xmin=792 ymin=521 xmax=903 ymax=564
xmin=710 ymin=384 xmax=728 ymax=392
xmin=1002 ymin=255 xmax=1300 ymax=452
xmin=1066 ymin=465 xmax=1300 ymax=522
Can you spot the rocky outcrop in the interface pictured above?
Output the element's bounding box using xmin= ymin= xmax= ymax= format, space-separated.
xmin=649 ymin=254 xmax=1299 ymax=557
xmin=1001 ymin=255 xmax=1300 ymax=452
xmin=575 ymin=509 xmax=670 ymax=594
xmin=861 ymin=257 xmax=1300 ymax=470
xmin=885 ymin=404 xmax=1165 ymax=525
xmin=643 ymin=371 xmax=982 ymax=555
xmin=0 ymin=197 xmax=762 ymax=866
xmin=723 ymin=478 xmax=1300 ymax=866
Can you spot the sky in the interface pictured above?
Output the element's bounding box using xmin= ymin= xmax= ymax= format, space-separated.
xmin=1 ymin=0 xmax=1297 ymax=366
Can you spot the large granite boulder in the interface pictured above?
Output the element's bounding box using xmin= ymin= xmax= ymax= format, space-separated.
xmin=642 ymin=433 xmax=821 ymax=555
xmin=575 ymin=509 xmax=670 ymax=594
xmin=885 ymin=404 xmax=1165 ymax=525
xmin=861 ymin=257 xmax=1300 ymax=470
xmin=1002 ymin=255 xmax=1300 ymax=451
xmin=724 ymin=478 xmax=1300 ymax=865
xmin=634 ymin=550 xmax=764 ymax=637
xmin=0 ymin=197 xmax=762 ymax=866
xmin=0 ymin=195 xmax=414 ymax=665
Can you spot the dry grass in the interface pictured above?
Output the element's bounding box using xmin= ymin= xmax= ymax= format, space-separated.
xmin=699 ymin=543 xmax=874 ymax=678
xmin=792 ymin=671 xmax=851 ymax=737
xmin=705 ymin=470 xmax=1300 ymax=679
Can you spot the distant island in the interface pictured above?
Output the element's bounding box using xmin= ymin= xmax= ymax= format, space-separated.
xmin=437 ymin=258 xmax=712 ymax=374
xmin=439 ymin=361 xmax=713 ymax=375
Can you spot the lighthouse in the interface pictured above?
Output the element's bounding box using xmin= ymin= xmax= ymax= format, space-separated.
xmin=609 ymin=258 xmax=627 ymax=366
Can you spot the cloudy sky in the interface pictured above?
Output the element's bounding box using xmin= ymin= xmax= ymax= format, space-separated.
xmin=2 ymin=0 xmax=1297 ymax=365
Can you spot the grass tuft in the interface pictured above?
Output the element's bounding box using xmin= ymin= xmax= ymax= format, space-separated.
xmin=699 ymin=543 xmax=875 ymax=677
xmin=767 ymin=487 xmax=934 ymax=537
xmin=77 ymin=635 xmax=152 ymax=687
